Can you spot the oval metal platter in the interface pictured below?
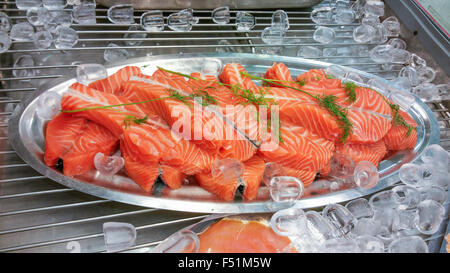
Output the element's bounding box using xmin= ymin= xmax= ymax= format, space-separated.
xmin=8 ymin=53 xmax=440 ymax=213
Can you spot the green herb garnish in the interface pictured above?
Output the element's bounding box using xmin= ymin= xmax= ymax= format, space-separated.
xmin=389 ymin=103 xmax=415 ymax=137
xmin=343 ymin=82 xmax=357 ymax=104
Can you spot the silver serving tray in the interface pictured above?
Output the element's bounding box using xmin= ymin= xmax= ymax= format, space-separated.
xmin=96 ymin=0 xmax=323 ymax=10
xmin=8 ymin=53 xmax=440 ymax=213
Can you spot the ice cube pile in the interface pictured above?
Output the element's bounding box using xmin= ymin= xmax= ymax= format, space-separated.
xmin=264 ymin=143 xmax=449 ymax=253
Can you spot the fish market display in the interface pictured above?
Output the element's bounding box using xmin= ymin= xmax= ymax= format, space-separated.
xmin=43 ymin=62 xmax=419 ymax=202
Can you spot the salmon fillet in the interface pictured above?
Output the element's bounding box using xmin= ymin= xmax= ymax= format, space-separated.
xmin=44 ymin=113 xmax=87 ymax=166
xmin=61 ymin=121 xmax=118 ymax=176
xmin=88 ymin=66 xmax=141 ymax=95
xmin=383 ymin=109 xmax=418 ymax=151
xmin=62 ymin=83 xmax=216 ymax=175
xmin=159 ymin=165 xmax=186 ymax=190
xmin=335 ymin=140 xmax=387 ymax=167
xmin=195 ymin=155 xmax=265 ymax=201
xmin=120 ymin=73 xmax=258 ymax=161
xmin=198 ymin=218 xmax=296 ymax=253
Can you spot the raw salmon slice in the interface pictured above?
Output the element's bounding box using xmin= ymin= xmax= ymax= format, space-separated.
xmin=44 ymin=113 xmax=87 ymax=167
xmin=159 ymin=165 xmax=186 ymax=190
xmin=120 ymin=73 xmax=258 ymax=161
xmin=195 ymin=155 xmax=265 ymax=201
xmin=265 ymin=63 xmax=393 ymax=144
xmin=63 ymin=83 xmax=216 ymax=174
xmin=88 ymin=66 xmax=141 ymax=95
xmin=383 ymin=109 xmax=417 ymax=151
xmin=283 ymin=167 xmax=318 ymax=188
xmin=219 ymin=63 xmax=259 ymax=92
xmin=258 ymin=121 xmax=335 ymax=176
xmin=61 ymin=121 xmax=118 ymax=176
xmin=121 ymin=140 xmax=160 ymax=192
xmin=197 ymin=218 xmax=296 ymax=253
xmin=336 ymin=140 xmax=387 ymax=167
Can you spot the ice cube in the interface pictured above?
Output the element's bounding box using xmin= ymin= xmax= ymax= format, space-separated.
xmin=104 ymin=43 xmax=129 ymax=63
xmin=45 ymin=10 xmax=73 ymax=33
xmin=216 ymin=39 xmax=240 ymax=53
xmin=290 ymin=233 xmax=320 ymax=253
xmin=261 ymin=26 xmax=285 ymax=45
xmin=107 ymin=4 xmax=134 ymax=24
xmin=236 ymin=11 xmax=255 ymax=32
xmin=140 ymin=10 xmax=164 ymax=32
xmin=262 ymin=162 xmax=286 ymax=186
xmin=201 ymin=59 xmax=222 ymax=76
xmin=418 ymin=186 xmax=447 ymax=204
xmin=323 ymin=47 xmax=337 ymax=57
xmin=76 ymin=63 xmax=107 ymax=84
xmin=212 ymin=6 xmax=230 ymax=25
xmin=54 ymin=26 xmax=78 ymax=49
xmin=369 ymin=190 xmax=399 ymax=211
xmin=72 ymin=1 xmax=96 ymax=25
xmin=414 ymin=200 xmax=445 ymax=235
xmin=271 ymin=10 xmax=289 ymax=31
xmin=361 ymin=14 xmax=380 ymax=26
xmin=397 ymin=208 xmax=417 ymax=231
xmin=388 ymin=236 xmax=428 ymax=253
xmin=94 ymin=152 xmax=124 ymax=176
xmin=325 ymin=65 xmax=347 ymax=79
xmin=321 ymin=238 xmax=360 ymax=253
xmin=297 ymin=45 xmax=321 ymax=58
xmin=356 ymin=235 xmax=384 ymax=253
xmin=43 ymin=0 xmax=67 ymax=10
xmin=10 ymin=22 xmax=35 ymax=41
xmin=0 ymin=31 xmax=11 ymax=53
xmin=398 ymin=66 xmax=419 ymax=87
xmin=211 ymin=158 xmax=244 ymax=180
xmin=13 ymin=55 xmax=35 ymax=78
xmin=16 ymin=0 xmax=42 ymax=10
xmin=370 ymin=23 xmax=388 ymax=44
xmin=399 ymin=163 xmax=425 ymax=187
xmin=373 ymin=208 xmax=400 ymax=236
xmin=387 ymin=38 xmax=407 ymax=50
xmin=364 ymin=0 xmax=384 ymax=17
xmin=313 ymin=26 xmax=335 ymax=44
xmin=322 ymin=203 xmax=357 ymax=235
xmin=269 ymin=176 xmax=304 ymax=203
xmin=367 ymin=78 xmax=391 ymax=96
xmin=310 ymin=7 xmax=333 ymax=25
xmin=36 ymin=91 xmax=62 ymax=120
xmin=151 ymin=230 xmax=199 ymax=253
xmin=334 ymin=7 xmax=356 ymax=24
xmin=270 ymin=206 xmax=307 ymax=236
xmin=409 ymin=53 xmax=427 ymax=68
xmin=305 ymin=210 xmax=337 ymax=242
xmin=353 ymin=24 xmax=376 ymax=43
xmin=180 ymin=8 xmax=199 ymax=25
xmin=33 ymin=30 xmax=53 ymax=49
xmin=123 ymin=25 xmax=147 ymax=46
xmin=391 ymin=48 xmax=411 ymax=64
xmin=351 ymin=0 xmax=365 ymax=18
xmin=352 ymin=217 xmax=382 ymax=236
xmin=382 ymin=16 xmax=401 ymax=36
xmin=412 ymin=83 xmax=439 ymax=102
xmin=344 ymin=72 xmax=365 ymax=85
xmin=345 ymin=198 xmax=374 ymax=219
xmin=328 ymin=153 xmax=355 ymax=181
xmin=392 ymin=185 xmax=420 ymax=210
xmin=436 ymin=84 xmax=450 ymax=101
xmin=416 ymin=66 xmax=436 ymax=84
xmin=26 ymin=7 xmax=44 ymax=27
xmin=167 ymin=11 xmax=193 ymax=32
xmin=0 ymin=11 xmax=11 ymax=32
xmin=369 ymin=44 xmax=393 ymax=63
xmin=103 ymin=222 xmax=136 ymax=253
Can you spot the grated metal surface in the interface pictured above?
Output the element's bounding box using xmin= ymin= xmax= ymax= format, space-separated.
xmin=0 ymin=0 xmax=449 ymax=253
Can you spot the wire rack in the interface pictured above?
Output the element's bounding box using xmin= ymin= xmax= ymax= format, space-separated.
xmin=0 ymin=0 xmax=449 ymax=253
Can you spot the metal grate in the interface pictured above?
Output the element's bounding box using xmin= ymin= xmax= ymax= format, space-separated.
xmin=0 ymin=0 xmax=449 ymax=253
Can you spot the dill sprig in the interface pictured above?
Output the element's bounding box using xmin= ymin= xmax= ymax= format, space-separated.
xmin=123 ymin=115 xmax=148 ymax=128
xmin=389 ymin=103 xmax=415 ymax=137
xmin=189 ymin=88 xmax=218 ymax=106
xmin=296 ymin=79 xmax=306 ymax=86
xmin=229 ymin=84 xmax=274 ymax=107
xmin=242 ymin=71 xmax=353 ymax=143
xmin=343 ymin=82 xmax=357 ymax=104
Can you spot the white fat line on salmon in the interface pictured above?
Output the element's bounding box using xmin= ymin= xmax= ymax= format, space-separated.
xmin=346 ymin=106 xmax=393 ymax=121
xmin=66 ymin=88 xmax=171 ymax=130
xmin=130 ymin=76 xmax=261 ymax=148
